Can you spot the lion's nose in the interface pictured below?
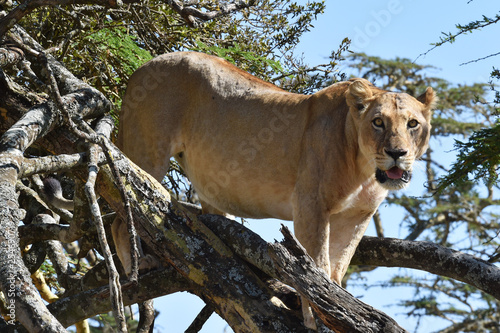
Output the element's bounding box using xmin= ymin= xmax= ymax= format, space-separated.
xmin=385 ymin=148 xmax=408 ymax=160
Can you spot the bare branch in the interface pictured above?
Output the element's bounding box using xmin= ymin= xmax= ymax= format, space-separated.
xmin=185 ymin=304 xmax=215 ymax=333
xmin=86 ymin=142 xmax=128 ymax=332
xmin=0 ymin=267 xmax=192 ymax=330
xmin=460 ymin=51 xmax=500 ymax=66
xmin=352 ymin=236 xmax=500 ymax=300
xmin=19 ymin=221 xmax=73 ymax=245
xmin=137 ymin=300 xmax=156 ymax=333
xmin=0 ymin=45 xmax=24 ymax=67
xmin=166 ymin=0 xmax=256 ymax=26
xmin=21 ymin=152 xmax=89 ymax=178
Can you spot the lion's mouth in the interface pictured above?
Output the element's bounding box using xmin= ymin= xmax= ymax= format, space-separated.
xmin=376 ymin=167 xmax=411 ymax=184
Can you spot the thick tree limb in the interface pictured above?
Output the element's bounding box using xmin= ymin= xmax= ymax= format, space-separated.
xmin=0 ymin=149 xmax=68 ymax=332
xmin=0 ymin=23 xmax=110 ymax=331
xmin=49 ymin=267 xmax=190 ymax=328
xmin=200 ymin=213 xmax=500 ymax=304
xmin=199 ymin=215 xmax=406 ymax=333
xmin=94 ymin=144 xmax=311 ymax=333
xmin=352 ymin=236 xmax=500 ymax=300
xmin=270 ymin=227 xmax=407 ymax=333
xmin=0 ymin=267 xmax=191 ymax=331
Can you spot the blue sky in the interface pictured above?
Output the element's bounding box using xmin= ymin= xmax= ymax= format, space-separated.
xmin=146 ymin=1 xmax=500 ymax=332
xmin=298 ymin=0 xmax=500 ymax=86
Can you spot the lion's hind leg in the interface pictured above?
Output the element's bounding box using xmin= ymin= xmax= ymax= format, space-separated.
xmin=111 ymin=217 xmax=161 ymax=276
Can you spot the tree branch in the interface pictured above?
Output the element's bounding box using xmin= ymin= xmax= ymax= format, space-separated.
xmin=94 ymin=144 xmax=311 ymax=332
xmin=200 ymin=214 xmax=406 ymax=332
xmin=352 ymin=236 xmax=500 ymax=300
xmin=166 ymin=0 xmax=257 ymax=26
xmin=0 ymin=45 xmax=24 ymax=68
xmin=200 ymin=214 xmax=500 ymax=324
xmin=271 ymin=227 xmax=407 ymax=333
xmin=185 ymin=304 xmax=215 ymax=333
xmin=0 ymin=22 xmax=111 ymax=331
xmin=0 ymin=267 xmax=191 ymax=331
xmin=0 ymin=143 xmax=67 ymax=333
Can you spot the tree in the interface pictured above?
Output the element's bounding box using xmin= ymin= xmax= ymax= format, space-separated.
xmin=417 ymin=8 xmax=500 ymax=190
xmin=0 ymin=1 xmax=498 ymax=333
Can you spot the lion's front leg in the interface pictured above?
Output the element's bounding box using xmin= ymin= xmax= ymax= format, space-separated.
xmin=294 ymin=215 xmax=331 ymax=276
xmin=328 ymin=210 xmax=374 ymax=284
xmin=293 ymin=197 xmax=331 ymax=330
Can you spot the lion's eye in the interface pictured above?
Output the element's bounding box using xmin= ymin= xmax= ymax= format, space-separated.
xmin=372 ymin=118 xmax=384 ymax=128
xmin=408 ymin=119 xmax=419 ymax=128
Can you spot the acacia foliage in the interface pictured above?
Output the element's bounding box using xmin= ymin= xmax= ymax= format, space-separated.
xmin=423 ymin=7 xmax=500 ymax=191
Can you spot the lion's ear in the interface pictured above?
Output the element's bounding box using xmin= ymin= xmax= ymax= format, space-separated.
xmin=417 ymin=87 xmax=436 ymax=120
xmin=346 ymin=79 xmax=373 ymax=112
xmin=417 ymin=87 xmax=436 ymax=106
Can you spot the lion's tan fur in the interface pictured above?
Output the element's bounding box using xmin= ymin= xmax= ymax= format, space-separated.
xmin=114 ymin=52 xmax=434 ymax=328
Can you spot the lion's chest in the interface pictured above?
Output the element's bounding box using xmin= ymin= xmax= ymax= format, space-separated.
xmin=333 ymin=179 xmax=388 ymax=216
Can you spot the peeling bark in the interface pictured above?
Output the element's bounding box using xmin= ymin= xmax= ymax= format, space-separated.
xmin=0 ymin=23 xmax=110 ymax=332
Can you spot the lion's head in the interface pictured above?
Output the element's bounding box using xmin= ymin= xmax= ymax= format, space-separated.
xmin=346 ymin=79 xmax=435 ymax=190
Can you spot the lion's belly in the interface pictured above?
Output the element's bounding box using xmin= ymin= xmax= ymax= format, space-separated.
xmin=178 ymin=145 xmax=296 ymax=221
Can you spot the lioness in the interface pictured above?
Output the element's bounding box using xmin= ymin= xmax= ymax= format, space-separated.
xmin=116 ymin=52 xmax=434 ymax=328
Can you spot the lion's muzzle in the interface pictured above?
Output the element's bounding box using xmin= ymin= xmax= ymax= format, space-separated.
xmin=375 ymin=167 xmax=411 ymax=188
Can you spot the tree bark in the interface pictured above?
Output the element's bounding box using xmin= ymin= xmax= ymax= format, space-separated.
xmin=94 ymin=145 xmax=312 ymax=332
xmin=200 ymin=215 xmax=407 ymax=333
xmin=352 ymin=236 xmax=500 ymax=299
xmin=0 ymin=24 xmax=110 ymax=331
